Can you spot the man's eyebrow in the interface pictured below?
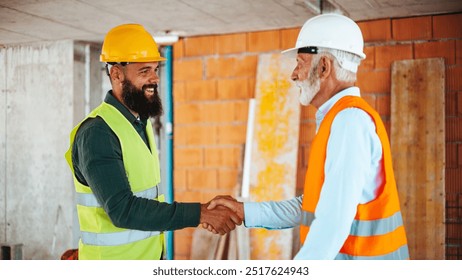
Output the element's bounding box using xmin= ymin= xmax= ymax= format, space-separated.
xmin=138 ymin=66 xmax=153 ymax=71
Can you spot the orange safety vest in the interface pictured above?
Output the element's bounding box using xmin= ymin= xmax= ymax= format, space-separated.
xmin=300 ymin=95 xmax=409 ymax=260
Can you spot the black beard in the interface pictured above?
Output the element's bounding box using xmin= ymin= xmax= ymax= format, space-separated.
xmin=121 ymin=80 xmax=163 ymax=119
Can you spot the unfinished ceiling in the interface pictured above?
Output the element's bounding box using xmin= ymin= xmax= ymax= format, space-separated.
xmin=1 ymin=0 xmax=461 ymax=46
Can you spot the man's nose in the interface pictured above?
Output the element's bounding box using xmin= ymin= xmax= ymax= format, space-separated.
xmin=149 ymin=71 xmax=159 ymax=84
xmin=291 ymin=70 xmax=298 ymax=82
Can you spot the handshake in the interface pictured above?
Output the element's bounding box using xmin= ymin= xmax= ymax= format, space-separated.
xmin=199 ymin=195 xmax=244 ymax=235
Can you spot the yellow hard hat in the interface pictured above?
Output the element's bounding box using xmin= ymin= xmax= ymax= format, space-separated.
xmin=100 ymin=23 xmax=166 ymax=63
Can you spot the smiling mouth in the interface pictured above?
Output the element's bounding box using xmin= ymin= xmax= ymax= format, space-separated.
xmin=144 ymin=86 xmax=156 ymax=95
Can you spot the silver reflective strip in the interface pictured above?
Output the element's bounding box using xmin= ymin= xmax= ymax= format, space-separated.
xmin=350 ymin=211 xmax=404 ymax=237
xmin=77 ymin=185 xmax=160 ymax=207
xmin=300 ymin=210 xmax=315 ymax=227
xmin=335 ymin=244 xmax=410 ymax=260
xmin=81 ymin=229 xmax=162 ymax=246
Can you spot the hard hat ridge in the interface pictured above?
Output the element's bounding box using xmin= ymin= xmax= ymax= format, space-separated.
xmin=282 ymin=13 xmax=366 ymax=60
xmin=100 ymin=23 xmax=166 ymax=63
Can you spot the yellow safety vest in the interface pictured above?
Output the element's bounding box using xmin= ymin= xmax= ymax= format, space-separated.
xmin=300 ymin=96 xmax=409 ymax=260
xmin=65 ymin=102 xmax=164 ymax=260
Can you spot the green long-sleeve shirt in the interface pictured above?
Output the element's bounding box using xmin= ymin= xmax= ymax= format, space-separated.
xmin=72 ymin=91 xmax=200 ymax=231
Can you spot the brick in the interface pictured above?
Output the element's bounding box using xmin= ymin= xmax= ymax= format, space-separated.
xmin=433 ymin=13 xmax=462 ymax=39
xmin=187 ymin=169 xmax=218 ymax=190
xmin=382 ymin=119 xmax=391 ymax=137
xmin=173 ymin=59 xmax=203 ymax=81
xmin=174 ymin=103 xmax=201 ymax=124
xmin=173 ymin=81 xmax=186 ymax=103
xmin=173 ymin=39 xmax=184 ymax=59
xmin=235 ymin=55 xmax=258 ymax=77
xmin=184 ymin=80 xmax=217 ymax=101
xmin=296 ymin=146 xmax=303 ymax=168
xmin=446 ymin=91 xmax=457 ymax=117
xmin=300 ymin=105 xmax=316 ymax=121
xmin=234 ymin=100 xmax=250 ymax=122
xmin=376 ymin=94 xmax=390 ymax=118
xmin=357 ymin=19 xmax=392 ymax=42
xmin=447 ymin=143 xmax=458 ymax=168
xmin=199 ymin=102 xmax=235 ymax=123
xmin=173 ymin=169 xmax=187 ymax=190
xmin=362 ymin=93 xmax=377 ymax=110
xmin=217 ymin=78 xmax=251 ymax=100
xmin=174 ymin=191 xmax=207 ymax=203
xmin=217 ymin=124 xmax=247 ymax=144
xmin=456 ymin=40 xmax=462 ymax=65
xmin=358 ymin=46 xmax=375 ymax=71
xmin=296 ymin=169 xmax=306 ymax=192
xmin=174 ymin=148 xmax=203 ymax=167
xmin=298 ymin=121 xmax=316 ymax=145
xmin=447 ymin=65 xmax=462 ymax=91
xmin=206 ymin=57 xmax=229 ymax=78
xmin=446 ymin=117 xmax=462 ymax=141
xmin=206 ymin=55 xmax=257 ymax=79
xmin=357 ymin=70 xmax=390 ymax=94
xmin=173 ymin=125 xmax=186 ymax=146
xmin=415 ymin=40 xmax=456 ymax=65
xmin=174 ymin=231 xmax=192 ymax=257
xmin=392 ymin=16 xmax=432 ymax=41
xmin=458 ymin=92 xmax=462 ymax=115
xmin=247 ymin=30 xmax=280 ymax=52
xmin=280 ymin=27 xmax=300 ymax=51
xmin=375 ymin=44 xmax=413 ymax=69
xmin=218 ymin=169 xmax=240 ymax=191
xmin=175 ymin=125 xmax=217 ymax=146
xmin=459 ymin=144 xmax=462 ymax=167
xmin=446 ymin=168 xmax=462 ymax=193
xmin=183 ymin=36 xmax=216 ymax=57
xmin=205 ymin=147 xmax=242 ymax=168
xmin=216 ymin=33 xmax=247 ymax=54
xmin=248 ymin=78 xmax=256 ymax=98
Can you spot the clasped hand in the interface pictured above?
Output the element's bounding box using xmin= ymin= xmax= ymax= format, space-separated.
xmin=199 ymin=195 xmax=244 ymax=235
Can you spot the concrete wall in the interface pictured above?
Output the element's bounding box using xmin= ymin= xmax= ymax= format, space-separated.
xmin=0 ymin=40 xmax=102 ymax=259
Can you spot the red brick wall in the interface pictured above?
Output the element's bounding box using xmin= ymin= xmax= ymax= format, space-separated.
xmin=171 ymin=12 xmax=462 ymax=260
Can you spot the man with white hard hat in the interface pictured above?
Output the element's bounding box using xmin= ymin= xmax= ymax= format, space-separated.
xmin=207 ymin=13 xmax=410 ymax=260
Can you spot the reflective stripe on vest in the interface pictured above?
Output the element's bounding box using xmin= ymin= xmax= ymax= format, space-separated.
xmin=77 ymin=186 xmax=163 ymax=246
xmin=336 ymin=244 xmax=410 ymax=260
xmin=81 ymin=228 xmax=162 ymax=246
xmin=301 ymin=209 xmax=405 ymax=237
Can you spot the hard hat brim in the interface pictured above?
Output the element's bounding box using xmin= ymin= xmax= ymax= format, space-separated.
xmin=281 ymin=46 xmax=298 ymax=55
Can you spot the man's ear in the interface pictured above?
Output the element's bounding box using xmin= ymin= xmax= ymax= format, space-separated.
xmin=110 ymin=65 xmax=124 ymax=84
xmin=319 ymin=56 xmax=332 ymax=79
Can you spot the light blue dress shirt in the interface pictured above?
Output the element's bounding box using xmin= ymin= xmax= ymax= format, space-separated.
xmin=243 ymin=87 xmax=384 ymax=259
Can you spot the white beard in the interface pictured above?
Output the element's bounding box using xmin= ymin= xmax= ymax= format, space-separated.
xmin=296 ymin=76 xmax=320 ymax=106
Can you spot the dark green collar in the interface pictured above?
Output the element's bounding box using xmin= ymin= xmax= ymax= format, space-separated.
xmin=104 ymin=91 xmax=148 ymax=124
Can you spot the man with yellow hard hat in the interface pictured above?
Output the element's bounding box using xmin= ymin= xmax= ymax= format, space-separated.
xmin=65 ymin=24 xmax=241 ymax=260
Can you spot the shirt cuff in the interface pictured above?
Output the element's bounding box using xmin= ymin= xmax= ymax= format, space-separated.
xmin=180 ymin=202 xmax=201 ymax=227
xmin=243 ymin=202 xmax=261 ymax=227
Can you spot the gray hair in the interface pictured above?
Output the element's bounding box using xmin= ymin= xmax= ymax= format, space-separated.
xmin=314 ymin=47 xmax=362 ymax=83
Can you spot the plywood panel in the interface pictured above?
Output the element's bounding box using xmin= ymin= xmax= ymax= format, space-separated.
xmin=391 ymin=58 xmax=445 ymax=260
xmin=249 ymin=53 xmax=299 ymax=260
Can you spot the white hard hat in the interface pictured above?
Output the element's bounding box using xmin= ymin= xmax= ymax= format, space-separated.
xmin=282 ymin=13 xmax=366 ymax=60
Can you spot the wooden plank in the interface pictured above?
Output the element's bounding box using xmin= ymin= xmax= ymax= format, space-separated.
xmin=391 ymin=58 xmax=445 ymax=260
xmin=248 ymin=53 xmax=300 ymax=260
